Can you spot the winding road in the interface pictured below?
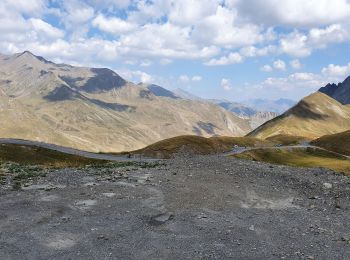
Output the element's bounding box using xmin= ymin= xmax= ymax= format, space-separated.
xmin=0 ymin=138 xmax=157 ymax=162
xmin=225 ymin=143 xmax=350 ymax=159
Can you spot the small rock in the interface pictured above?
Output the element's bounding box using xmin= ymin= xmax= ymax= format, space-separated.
xmin=249 ymin=225 xmax=255 ymax=231
xmin=323 ymin=183 xmax=333 ymax=189
xmin=150 ymin=212 xmax=174 ymax=225
xmin=97 ymin=235 xmax=109 ymax=240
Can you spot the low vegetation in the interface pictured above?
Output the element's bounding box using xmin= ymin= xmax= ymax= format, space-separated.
xmin=311 ymin=130 xmax=350 ymax=156
xmin=133 ymin=135 xmax=273 ymax=159
xmin=266 ymin=134 xmax=309 ymax=146
xmin=234 ymin=147 xmax=350 ymax=175
xmin=0 ymin=143 xmax=108 ymax=167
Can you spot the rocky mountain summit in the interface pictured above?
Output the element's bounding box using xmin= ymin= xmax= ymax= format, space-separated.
xmin=319 ymin=76 xmax=350 ymax=105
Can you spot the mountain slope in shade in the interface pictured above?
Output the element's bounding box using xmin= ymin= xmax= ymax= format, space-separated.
xmin=0 ymin=51 xmax=250 ymax=152
xmin=248 ymin=92 xmax=350 ymax=139
xmin=319 ymin=76 xmax=350 ymax=104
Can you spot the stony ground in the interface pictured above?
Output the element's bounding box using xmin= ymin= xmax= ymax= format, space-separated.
xmin=1 ymin=155 xmax=350 ymax=260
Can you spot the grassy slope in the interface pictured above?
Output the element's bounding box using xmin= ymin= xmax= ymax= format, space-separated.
xmin=248 ymin=92 xmax=350 ymax=139
xmin=234 ymin=147 xmax=350 ymax=175
xmin=266 ymin=134 xmax=310 ymax=145
xmin=0 ymin=143 xmax=108 ymax=167
xmin=134 ymin=135 xmax=272 ymax=159
xmin=311 ymin=130 xmax=350 ymax=156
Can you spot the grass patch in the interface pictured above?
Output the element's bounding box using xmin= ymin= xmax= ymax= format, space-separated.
xmin=0 ymin=143 xmax=109 ymax=168
xmin=266 ymin=134 xmax=310 ymax=145
xmin=311 ymin=130 xmax=350 ymax=156
xmin=0 ymin=163 xmax=48 ymax=189
xmin=234 ymin=147 xmax=350 ymax=175
xmin=84 ymin=161 xmax=164 ymax=176
xmin=133 ymin=135 xmax=272 ymax=159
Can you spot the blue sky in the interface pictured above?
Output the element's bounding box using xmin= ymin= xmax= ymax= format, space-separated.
xmin=1 ymin=0 xmax=350 ymax=101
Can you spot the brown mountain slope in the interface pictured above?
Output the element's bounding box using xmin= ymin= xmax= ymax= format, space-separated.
xmin=133 ymin=135 xmax=272 ymax=159
xmin=311 ymin=130 xmax=350 ymax=156
xmin=0 ymin=51 xmax=250 ymax=152
xmin=248 ymin=92 xmax=350 ymax=139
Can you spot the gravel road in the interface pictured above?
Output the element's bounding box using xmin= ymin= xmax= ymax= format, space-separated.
xmin=0 ymin=138 xmax=155 ymax=162
xmin=1 ymin=155 xmax=350 ymax=259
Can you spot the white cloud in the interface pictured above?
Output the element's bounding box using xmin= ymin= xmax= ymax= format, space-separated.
xmin=159 ymin=58 xmax=172 ymax=65
xmin=192 ymin=76 xmax=202 ymax=81
xmin=179 ymin=75 xmax=190 ymax=82
xmin=140 ymin=60 xmax=152 ymax=67
xmin=237 ymin=0 xmax=350 ymax=27
xmin=261 ymin=64 xmax=273 ymax=72
xmin=221 ymin=78 xmax=232 ymax=90
xmin=290 ymin=59 xmax=301 ymax=70
xmin=30 ymin=18 xmax=65 ymax=39
xmin=92 ymin=14 xmax=136 ymax=34
xmin=205 ymin=52 xmax=243 ymax=66
xmin=279 ymin=24 xmax=349 ymax=57
xmin=117 ymin=69 xmax=153 ymax=83
xmin=273 ymin=59 xmax=286 ymax=71
xmin=322 ymin=63 xmax=350 ymax=78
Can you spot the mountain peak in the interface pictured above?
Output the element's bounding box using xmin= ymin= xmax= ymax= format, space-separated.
xmin=15 ymin=51 xmax=52 ymax=64
xmin=319 ymin=75 xmax=350 ymax=105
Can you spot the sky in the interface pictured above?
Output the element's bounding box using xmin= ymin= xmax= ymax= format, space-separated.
xmin=1 ymin=0 xmax=350 ymax=102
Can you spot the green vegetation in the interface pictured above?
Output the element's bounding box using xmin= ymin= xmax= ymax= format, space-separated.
xmin=84 ymin=161 xmax=163 ymax=176
xmin=311 ymin=130 xmax=350 ymax=156
xmin=234 ymin=147 xmax=350 ymax=175
xmin=0 ymin=143 xmax=109 ymax=167
xmin=266 ymin=134 xmax=309 ymax=145
xmin=0 ymin=163 xmax=47 ymax=190
xmin=134 ymin=135 xmax=272 ymax=159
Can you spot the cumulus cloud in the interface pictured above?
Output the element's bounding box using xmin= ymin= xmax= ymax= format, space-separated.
xmin=221 ymin=78 xmax=232 ymax=90
xmin=273 ymin=60 xmax=286 ymax=71
xmin=290 ymin=59 xmax=301 ymax=70
xmin=261 ymin=65 xmax=273 ymax=72
xmin=322 ymin=63 xmax=350 ymax=78
xmin=192 ymin=76 xmax=202 ymax=81
xmin=236 ymin=0 xmax=350 ymax=27
xmin=92 ymin=14 xmax=136 ymax=34
xmin=205 ymin=52 xmax=243 ymax=66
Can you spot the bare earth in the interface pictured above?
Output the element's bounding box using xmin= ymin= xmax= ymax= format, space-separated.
xmin=1 ymin=155 xmax=350 ymax=259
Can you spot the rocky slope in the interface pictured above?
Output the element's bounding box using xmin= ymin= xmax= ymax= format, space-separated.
xmin=319 ymin=76 xmax=350 ymax=104
xmin=1 ymin=155 xmax=349 ymax=259
xmin=0 ymin=51 xmax=250 ymax=152
xmin=248 ymin=92 xmax=350 ymax=139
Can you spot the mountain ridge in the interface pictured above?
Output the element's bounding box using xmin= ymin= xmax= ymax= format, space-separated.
xmin=0 ymin=51 xmax=250 ymax=152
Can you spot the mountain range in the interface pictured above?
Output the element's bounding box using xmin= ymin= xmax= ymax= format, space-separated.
xmin=0 ymin=51 xmax=252 ymax=152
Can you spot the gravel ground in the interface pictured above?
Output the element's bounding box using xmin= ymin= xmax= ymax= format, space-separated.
xmin=1 ymin=155 xmax=350 ymax=260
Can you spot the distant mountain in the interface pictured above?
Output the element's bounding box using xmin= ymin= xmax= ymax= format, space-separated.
xmin=208 ymin=99 xmax=278 ymax=129
xmin=248 ymin=92 xmax=350 ymax=139
xmin=0 ymin=51 xmax=250 ymax=152
xmin=173 ymin=88 xmax=204 ymax=101
xmin=319 ymin=76 xmax=350 ymax=104
xmin=245 ymin=98 xmax=296 ymax=114
xmin=171 ymin=89 xmax=278 ymax=129
xmin=209 ymin=99 xmax=257 ymax=117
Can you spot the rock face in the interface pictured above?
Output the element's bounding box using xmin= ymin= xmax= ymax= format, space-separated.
xmin=319 ymin=76 xmax=350 ymax=105
xmin=248 ymin=92 xmax=350 ymax=139
xmin=0 ymin=51 xmax=251 ymax=152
